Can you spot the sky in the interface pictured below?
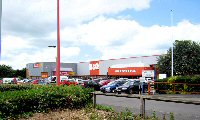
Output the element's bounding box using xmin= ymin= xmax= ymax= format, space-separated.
xmin=0 ymin=0 xmax=200 ymax=70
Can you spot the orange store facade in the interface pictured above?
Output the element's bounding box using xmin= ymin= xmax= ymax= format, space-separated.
xmin=26 ymin=55 xmax=158 ymax=79
xmin=108 ymin=67 xmax=154 ymax=76
xmin=77 ymin=55 xmax=159 ymax=79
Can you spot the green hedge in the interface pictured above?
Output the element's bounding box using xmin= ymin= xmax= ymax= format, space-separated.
xmin=155 ymin=75 xmax=200 ymax=94
xmin=0 ymin=84 xmax=34 ymax=92
xmin=0 ymin=85 xmax=93 ymax=119
xmin=167 ymin=75 xmax=200 ymax=83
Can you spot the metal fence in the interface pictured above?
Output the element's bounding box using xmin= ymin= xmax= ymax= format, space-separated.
xmin=148 ymin=82 xmax=200 ymax=95
xmin=92 ymin=82 xmax=200 ymax=118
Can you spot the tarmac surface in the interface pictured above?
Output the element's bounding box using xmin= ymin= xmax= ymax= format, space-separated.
xmin=96 ymin=95 xmax=200 ymax=120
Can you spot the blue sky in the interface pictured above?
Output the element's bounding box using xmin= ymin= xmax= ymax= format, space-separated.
xmin=120 ymin=0 xmax=200 ymax=26
xmin=0 ymin=0 xmax=200 ymax=69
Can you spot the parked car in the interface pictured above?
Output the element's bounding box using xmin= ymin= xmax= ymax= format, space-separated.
xmin=48 ymin=76 xmax=69 ymax=83
xmin=75 ymin=78 xmax=83 ymax=85
xmin=38 ymin=80 xmax=47 ymax=85
xmin=80 ymin=80 xmax=89 ymax=86
xmin=100 ymin=79 xmax=127 ymax=93
xmin=61 ymin=79 xmax=77 ymax=86
xmin=2 ymin=78 xmax=19 ymax=84
xmin=81 ymin=80 xmax=101 ymax=91
xmin=32 ymin=79 xmax=40 ymax=84
xmin=99 ymin=79 xmax=113 ymax=87
xmin=17 ymin=79 xmax=30 ymax=84
xmin=115 ymin=79 xmax=148 ymax=94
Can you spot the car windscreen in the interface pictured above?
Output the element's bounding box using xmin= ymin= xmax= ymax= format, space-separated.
xmin=68 ymin=79 xmax=75 ymax=82
xmin=123 ymin=81 xmax=134 ymax=86
xmin=107 ymin=81 xmax=116 ymax=86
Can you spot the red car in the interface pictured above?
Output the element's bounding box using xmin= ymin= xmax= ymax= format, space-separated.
xmin=0 ymin=80 xmax=2 ymax=84
xmin=61 ymin=79 xmax=77 ymax=86
xmin=99 ymin=79 xmax=113 ymax=86
xmin=32 ymin=79 xmax=39 ymax=84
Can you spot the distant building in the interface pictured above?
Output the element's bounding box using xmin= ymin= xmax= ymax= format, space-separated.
xmin=26 ymin=62 xmax=77 ymax=79
xmin=26 ymin=55 xmax=159 ymax=80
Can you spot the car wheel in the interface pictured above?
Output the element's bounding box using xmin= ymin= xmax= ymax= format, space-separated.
xmin=129 ymin=89 xmax=133 ymax=94
xmin=111 ymin=89 xmax=115 ymax=93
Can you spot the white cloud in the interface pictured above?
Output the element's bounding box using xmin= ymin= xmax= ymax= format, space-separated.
xmin=97 ymin=20 xmax=200 ymax=59
xmin=58 ymin=17 xmax=200 ymax=60
xmin=0 ymin=46 xmax=80 ymax=69
xmin=2 ymin=36 xmax=32 ymax=50
xmin=78 ymin=17 xmax=141 ymax=46
xmin=1 ymin=35 xmax=33 ymax=57
xmin=45 ymin=17 xmax=200 ymax=61
xmin=2 ymin=0 xmax=200 ymax=70
xmin=3 ymin=0 xmax=151 ymax=33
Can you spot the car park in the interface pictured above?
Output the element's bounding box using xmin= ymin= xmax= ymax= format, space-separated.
xmin=2 ymin=78 xmax=19 ymax=84
xmin=99 ymin=79 xmax=113 ymax=87
xmin=17 ymin=79 xmax=30 ymax=84
xmin=48 ymin=76 xmax=69 ymax=83
xmin=75 ymin=78 xmax=83 ymax=85
xmin=81 ymin=80 xmax=101 ymax=91
xmin=32 ymin=79 xmax=40 ymax=84
xmin=61 ymin=79 xmax=77 ymax=86
xmin=115 ymin=79 xmax=139 ymax=94
xmin=116 ymin=79 xmax=148 ymax=94
xmin=100 ymin=79 xmax=127 ymax=93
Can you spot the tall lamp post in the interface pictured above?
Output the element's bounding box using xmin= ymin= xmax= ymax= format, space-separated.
xmin=0 ymin=0 xmax=2 ymax=60
xmin=56 ymin=0 xmax=61 ymax=86
xmin=171 ymin=10 xmax=174 ymax=77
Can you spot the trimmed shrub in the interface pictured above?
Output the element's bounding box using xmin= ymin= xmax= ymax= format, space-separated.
xmin=0 ymin=84 xmax=34 ymax=92
xmin=155 ymin=75 xmax=200 ymax=94
xmin=0 ymin=85 xmax=94 ymax=119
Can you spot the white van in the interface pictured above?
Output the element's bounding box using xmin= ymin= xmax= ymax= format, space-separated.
xmin=3 ymin=78 xmax=20 ymax=84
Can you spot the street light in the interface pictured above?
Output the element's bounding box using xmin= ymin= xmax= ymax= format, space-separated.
xmin=56 ymin=0 xmax=61 ymax=86
xmin=48 ymin=0 xmax=61 ymax=86
xmin=0 ymin=0 xmax=2 ymax=60
xmin=48 ymin=45 xmax=56 ymax=48
xmin=171 ymin=10 xmax=174 ymax=77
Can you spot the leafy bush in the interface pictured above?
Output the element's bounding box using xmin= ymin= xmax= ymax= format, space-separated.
xmin=0 ymin=84 xmax=34 ymax=92
xmin=155 ymin=75 xmax=200 ymax=94
xmin=96 ymin=104 xmax=114 ymax=112
xmin=0 ymin=85 xmax=94 ymax=119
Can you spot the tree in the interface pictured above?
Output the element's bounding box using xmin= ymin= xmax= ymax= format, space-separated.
xmin=157 ymin=40 xmax=200 ymax=76
xmin=0 ymin=64 xmax=13 ymax=78
xmin=0 ymin=64 xmax=26 ymax=79
xmin=13 ymin=68 xmax=26 ymax=78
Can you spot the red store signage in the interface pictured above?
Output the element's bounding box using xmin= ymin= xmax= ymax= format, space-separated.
xmin=89 ymin=61 xmax=100 ymax=76
xmin=33 ymin=63 xmax=41 ymax=68
xmin=53 ymin=71 xmax=69 ymax=76
xmin=108 ymin=67 xmax=154 ymax=76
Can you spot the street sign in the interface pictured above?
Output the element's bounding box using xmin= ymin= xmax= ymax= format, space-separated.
xmin=142 ymin=70 xmax=154 ymax=77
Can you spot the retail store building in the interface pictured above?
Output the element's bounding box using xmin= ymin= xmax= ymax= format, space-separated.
xmin=26 ymin=55 xmax=159 ymax=80
xmin=26 ymin=62 xmax=77 ymax=79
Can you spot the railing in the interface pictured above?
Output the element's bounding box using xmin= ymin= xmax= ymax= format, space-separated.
xmin=148 ymin=82 xmax=200 ymax=95
xmin=92 ymin=91 xmax=200 ymax=119
xmin=92 ymin=82 xmax=200 ymax=118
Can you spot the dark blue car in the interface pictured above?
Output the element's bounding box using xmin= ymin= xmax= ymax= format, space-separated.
xmin=100 ymin=79 xmax=127 ymax=93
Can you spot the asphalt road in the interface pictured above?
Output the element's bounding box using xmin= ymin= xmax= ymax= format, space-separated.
xmin=96 ymin=95 xmax=200 ymax=120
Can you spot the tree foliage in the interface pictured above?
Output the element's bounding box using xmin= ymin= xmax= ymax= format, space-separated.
xmin=0 ymin=64 xmax=26 ymax=79
xmin=0 ymin=64 xmax=13 ymax=78
xmin=13 ymin=68 xmax=26 ymax=78
xmin=157 ymin=40 xmax=200 ymax=76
